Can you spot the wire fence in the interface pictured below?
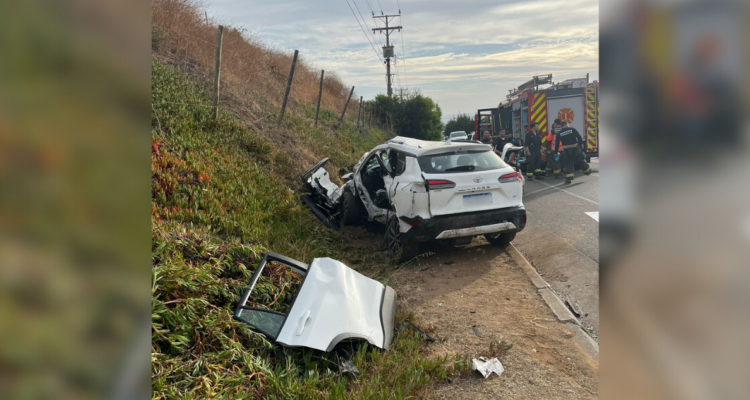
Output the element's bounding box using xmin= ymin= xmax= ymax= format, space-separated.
xmin=152 ymin=22 xmax=397 ymax=136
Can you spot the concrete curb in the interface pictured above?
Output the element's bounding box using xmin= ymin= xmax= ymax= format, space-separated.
xmin=508 ymin=244 xmax=599 ymax=361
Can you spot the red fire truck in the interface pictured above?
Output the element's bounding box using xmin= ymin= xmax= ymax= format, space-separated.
xmin=476 ymin=75 xmax=599 ymax=162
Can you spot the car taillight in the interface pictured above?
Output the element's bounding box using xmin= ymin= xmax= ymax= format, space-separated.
xmin=499 ymin=172 xmax=522 ymax=183
xmin=426 ymin=179 xmax=456 ymax=190
xmin=399 ymin=215 xmax=424 ymax=227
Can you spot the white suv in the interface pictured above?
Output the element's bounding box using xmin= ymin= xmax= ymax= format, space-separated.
xmin=302 ymin=136 xmax=526 ymax=260
xmin=447 ymin=131 xmax=469 ymax=142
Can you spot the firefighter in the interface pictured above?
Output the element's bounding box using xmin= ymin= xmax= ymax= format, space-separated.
xmin=544 ymin=119 xmax=563 ymax=178
xmin=554 ymin=121 xmax=592 ymax=184
xmin=524 ymin=122 xmax=545 ymax=180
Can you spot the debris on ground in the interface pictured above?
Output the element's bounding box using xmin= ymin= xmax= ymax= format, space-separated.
xmin=472 ymin=326 xmax=483 ymax=338
xmin=334 ymin=348 xmax=360 ymax=377
xmin=471 ymin=357 xmax=505 ymax=378
xmin=394 ymin=321 xmax=435 ymax=343
xmin=564 ymin=296 xmax=582 ymax=318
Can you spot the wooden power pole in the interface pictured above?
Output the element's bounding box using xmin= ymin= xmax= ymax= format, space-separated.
xmin=372 ymin=14 xmax=402 ymax=98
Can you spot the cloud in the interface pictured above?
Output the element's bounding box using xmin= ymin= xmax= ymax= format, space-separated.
xmin=205 ymin=0 xmax=599 ymax=119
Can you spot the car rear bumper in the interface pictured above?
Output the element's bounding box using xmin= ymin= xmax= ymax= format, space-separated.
xmin=399 ymin=206 xmax=526 ymax=243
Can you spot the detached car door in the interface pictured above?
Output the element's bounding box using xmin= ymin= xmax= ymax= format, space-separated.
xmin=235 ymin=253 xmax=396 ymax=352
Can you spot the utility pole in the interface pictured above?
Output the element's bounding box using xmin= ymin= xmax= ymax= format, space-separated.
xmin=372 ymin=14 xmax=402 ymax=98
xmin=397 ymin=87 xmax=408 ymax=101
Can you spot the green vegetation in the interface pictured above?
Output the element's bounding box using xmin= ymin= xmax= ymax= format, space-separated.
xmin=443 ymin=113 xmax=476 ymax=137
xmin=372 ymin=93 xmax=444 ymax=141
xmin=151 ymin=60 xmax=462 ymax=399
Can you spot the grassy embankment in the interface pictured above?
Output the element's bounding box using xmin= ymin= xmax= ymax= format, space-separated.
xmin=151 ymin=59 xmax=463 ymax=399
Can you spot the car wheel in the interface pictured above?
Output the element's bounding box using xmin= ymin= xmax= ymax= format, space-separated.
xmin=385 ymin=214 xmax=419 ymax=262
xmin=484 ymin=231 xmax=516 ymax=246
xmin=341 ymin=190 xmax=361 ymax=226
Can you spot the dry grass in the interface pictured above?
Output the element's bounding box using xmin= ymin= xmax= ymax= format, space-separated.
xmin=152 ymin=0 xmax=360 ymax=121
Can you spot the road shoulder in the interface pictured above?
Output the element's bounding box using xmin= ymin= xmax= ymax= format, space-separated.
xmin=509 ymin=244 xmax=599 ymax=362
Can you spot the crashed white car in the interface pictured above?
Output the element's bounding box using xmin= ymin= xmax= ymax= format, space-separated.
xmin=302 ymin=136 xmax=527 ymax=260
xmin=234 ymin=252 xmax=397 ymax=351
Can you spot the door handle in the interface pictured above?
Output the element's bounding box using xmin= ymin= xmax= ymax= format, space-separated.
xmin=296 ymin=310 xmax=311 ymax=336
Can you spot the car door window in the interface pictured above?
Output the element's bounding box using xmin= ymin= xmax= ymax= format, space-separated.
xmin=235 ymin=308 xmax=286 ymax=338
xmin=234 ymin=253 xmax=308 ymax=341
xmin=394 ymin=151 xmax=407 ymax=176
xmin=379 ymin=150 xmax=390 ymax=169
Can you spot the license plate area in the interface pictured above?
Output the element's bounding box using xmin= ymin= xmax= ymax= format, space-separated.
xmin=462 ymin=192 xmax=492 ymax=206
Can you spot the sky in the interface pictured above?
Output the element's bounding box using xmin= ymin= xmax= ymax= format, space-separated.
xmin=205 ymin=0 xmax=599 ymax=122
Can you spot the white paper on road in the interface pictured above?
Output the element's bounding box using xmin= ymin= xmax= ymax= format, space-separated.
xmin=471 ymin=357 xmax=505 ymax=378
xmin=585 ymin=212 xmax=599 ymax=222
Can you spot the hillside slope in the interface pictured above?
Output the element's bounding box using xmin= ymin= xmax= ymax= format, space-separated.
xmin=151 ymin=54 xmax=458 ymax=398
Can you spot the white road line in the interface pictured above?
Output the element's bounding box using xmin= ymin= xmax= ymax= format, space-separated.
xmin=585 ymin=212 xmax=599 ymax=222
xmin=524 ymin=185 xmax=558 ymax=196
xmin=532 ymin=180 xmax=599 ymax=206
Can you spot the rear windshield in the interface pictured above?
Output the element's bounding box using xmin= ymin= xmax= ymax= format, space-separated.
xmin=450 ymin=132 xmax=466 ymax=138
xmin=418 ymin=150 xmax=508 ymax=174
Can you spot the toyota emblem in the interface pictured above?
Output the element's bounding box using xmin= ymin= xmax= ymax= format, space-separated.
xmin=473 ymin=176 xmax=482 ymax=183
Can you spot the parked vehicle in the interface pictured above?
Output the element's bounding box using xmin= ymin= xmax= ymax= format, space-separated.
xmin=302 ymin=137 xmax=526 ymax=261
xmin=447 ymin=131 xmax=469 ymax=142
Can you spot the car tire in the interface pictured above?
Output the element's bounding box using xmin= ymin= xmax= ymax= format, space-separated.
xmin=385 ymin=214 xmax=419 ymax=262
xmin=341 ymin=190 xmax=361 ymax=226
xmin=484 ymin=231 xmax=516 ymax=246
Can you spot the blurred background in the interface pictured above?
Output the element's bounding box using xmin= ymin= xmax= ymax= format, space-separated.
xmin=1 ymin=0 xmax=749 ymax=398
xmin=0 ymin=0 xmax=150 ymax=399
xmin=600 ymin=0 xmax=750 ymax=398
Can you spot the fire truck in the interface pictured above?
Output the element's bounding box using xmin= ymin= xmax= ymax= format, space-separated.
xmin=475 ymin=74 xmax=599 ymax=162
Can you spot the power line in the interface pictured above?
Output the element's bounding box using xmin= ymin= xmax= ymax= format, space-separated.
xmin=344 ymin=0 xmax=384 ymax=64
xmin=399 ymin=23 xmax=408 ymax=88
xmin=377 ymin=0 xmax=385 ymax=14
xmin=365 ymin=2 xmax=386 ymax=48
xmin=363 ymin=0 xmax=376 ymax=14
xmin=352 ymin=0 xmax=381 ymax=48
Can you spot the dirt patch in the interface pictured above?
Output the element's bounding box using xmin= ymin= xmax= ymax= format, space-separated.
xmin=385 ymin=237 xmax=599 ymax=399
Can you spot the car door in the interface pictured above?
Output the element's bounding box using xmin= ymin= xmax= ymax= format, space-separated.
xmin=353 ymin=149 xmax=391 ymax=222
xmin=234 ymin=252 xmax=397 ymax=352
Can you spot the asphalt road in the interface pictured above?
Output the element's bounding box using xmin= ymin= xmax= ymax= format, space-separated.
xmin=513 ymin=159 xmax=600 ymax=340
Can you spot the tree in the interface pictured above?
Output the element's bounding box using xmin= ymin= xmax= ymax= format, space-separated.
xmin=443 ymin=113 xmax=475 ymax=137
xmin=371 ymin=92 xmax=444 ymax=141
xmin=395 ymin=94 xmax=443 ymax=141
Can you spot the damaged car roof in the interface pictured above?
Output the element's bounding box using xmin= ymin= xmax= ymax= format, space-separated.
xmin=234 ymin=252 xmax=397 ymax=352
xmin=386 ymin=136 xmax=492 ymax=156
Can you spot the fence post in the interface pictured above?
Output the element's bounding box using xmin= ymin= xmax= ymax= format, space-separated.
xmin=212 ymin=25 xmax=224 ymax=120
xmin=278 ymin=49 xmax=299 ymax=126
xmin=314 ymin=70 xmax=325 ymax=127
xmin=338 ymin=86 xmax=355 ymax=127
xmin=357 ymin=96 xmax=363 ymax=132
